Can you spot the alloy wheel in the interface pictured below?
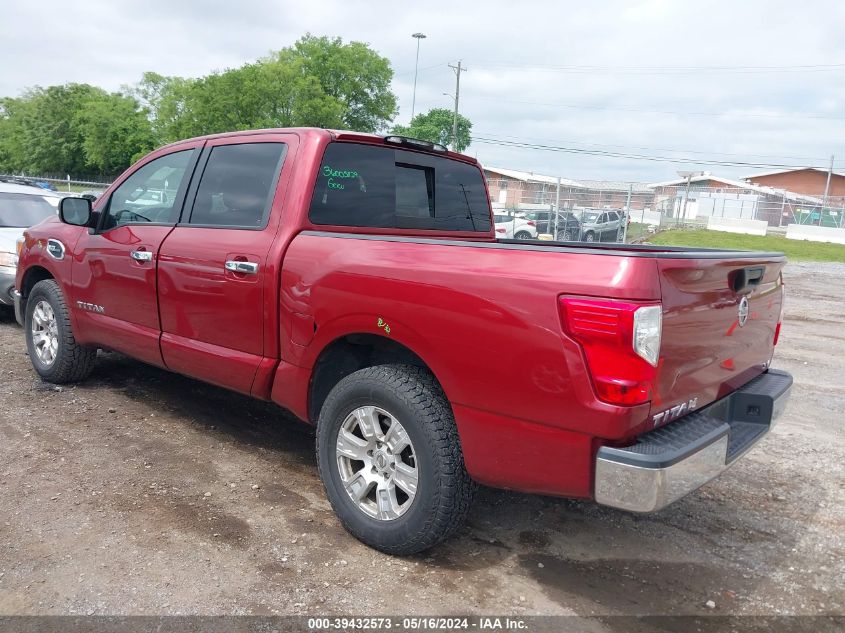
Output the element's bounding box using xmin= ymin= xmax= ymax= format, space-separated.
xmin=31 ymin=300 xmax=59 ymax=366
xmin=335 ymin=406 xmax=419 ymax=521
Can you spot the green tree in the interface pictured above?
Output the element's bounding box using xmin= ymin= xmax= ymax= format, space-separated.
xmin=280 ymin=34 xmax=398 ymax=132
xmin=75 ymin=93 xmax=154 ymax=174
xmin=392 ymin=108 xmax=472 ymax=152
xmin=133 ymin=72 xmax=195 ymax=145
xmin=0 ymin=97 xmax=31 ymax=172
xmin=136 ymin=35 xmax=398 ymax=144
xmin=18 ymin=84 xmax=105 ymax=174
xmin=0 ymin=34 xmax=400 ymax=177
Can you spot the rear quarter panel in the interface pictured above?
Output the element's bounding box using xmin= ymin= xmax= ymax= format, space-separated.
xmin=280 ymin=233 xmax=661 ymax=439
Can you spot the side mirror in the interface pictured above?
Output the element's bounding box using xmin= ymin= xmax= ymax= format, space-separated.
xmin=59 ymin=197 xmax=93 ymax=227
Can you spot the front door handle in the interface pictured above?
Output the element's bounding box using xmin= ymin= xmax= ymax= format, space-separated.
xmin=225 ymin=261 xmax=259 ymax=275
xmin=130 ymin=250 xmax=153 ymax=262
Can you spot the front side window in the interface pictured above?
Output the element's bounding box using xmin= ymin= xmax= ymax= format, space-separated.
xmin=188 ymin=143 xmax=287 ymax=228
xmin=103 ymin=150 xmax=195 ymax=229
xmin=0 ymin=193 xmax=57 ymax=228
xmin=309 ymin=143 xmax=491 ymax=232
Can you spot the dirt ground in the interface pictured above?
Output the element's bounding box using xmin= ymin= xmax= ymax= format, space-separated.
xmin=0 ymin=261 xmax=842 ymax=620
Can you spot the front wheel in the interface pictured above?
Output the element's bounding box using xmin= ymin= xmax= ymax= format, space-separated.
xmin=316 ymin=364 xmax=475 ymax=555
xmin=584 ymin=231 xmax=595 ymax=242
xmin=25 ymin=279 xmax=96 ymax=383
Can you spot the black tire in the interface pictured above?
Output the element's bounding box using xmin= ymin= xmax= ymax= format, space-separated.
xmin=584 ymin=231 xmax=595 ymax=242
xmin=316 ymin=364 xmax=475 ymax=555
xmin=561 ymin=230 xmax=573 ymax=241
xmin=25 ymin=279 xmax=96 ymax=383
xmin=514 ymin=231 xmax=532 ymax=240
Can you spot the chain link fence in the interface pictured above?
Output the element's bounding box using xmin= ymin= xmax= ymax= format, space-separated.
xmin=486 ymin=176 xmax=845 ymax=244
xmin=0 ymin=174 xmax=111 ymax=196
xmin=5 ymin=171 xmax=844 ymax=241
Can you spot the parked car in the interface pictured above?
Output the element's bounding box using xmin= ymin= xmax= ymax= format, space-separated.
xmin=0 ymin=176 xmax=57 ymax=191
xmin=16 ymin=128 xmax=791 ymax=555
xmin=493 ymin=213 xmax=537 ymax=239
xmin=579 ymin=209 xmax=624 ymax=242
xmin=79 ymin=190 xmax=106 ymax=202
xmin=0 ymin=182 xmax=62 ymax=313
xmin=521 ymin=210 xmax=580 ymax=240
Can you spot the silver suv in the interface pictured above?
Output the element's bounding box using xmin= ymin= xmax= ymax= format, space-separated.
xmin=578 ymin=209 xmax=624 ymax=242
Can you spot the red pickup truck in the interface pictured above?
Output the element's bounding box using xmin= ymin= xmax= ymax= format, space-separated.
xmin=14 ymin=128 xmax=792 ymax=554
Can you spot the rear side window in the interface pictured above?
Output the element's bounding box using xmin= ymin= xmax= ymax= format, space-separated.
xmin=188 ymin=142 xmax=286 ymax=228
xmin=308 ymin=143 xmax=491 ymax=232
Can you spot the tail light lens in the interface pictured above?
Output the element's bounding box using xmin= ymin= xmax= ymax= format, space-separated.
xmin=526 ymin=220 xmax=536 ymax=227
xmin=496 ymin=228 xmax=506 ymax=234
xmin=559 ymin=297 xmax=662 ymax=406
xmin=774 ymin=278 xmax=784 ymax=346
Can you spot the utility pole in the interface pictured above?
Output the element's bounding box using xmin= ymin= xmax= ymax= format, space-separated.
xmin=621 ymin=184 xmax=632 ymax=242
xmin=410 ymin=33 xmax=426 ymax=122
xmin=553 ymin=177 xmax=561 ymax=240
xmin=681 ymin=174 xmax=692 ymax=221
xmin=448 ymin=61 xmax=466 ymax=151
xmin=820 ymin=154 xmax=834 ymax=226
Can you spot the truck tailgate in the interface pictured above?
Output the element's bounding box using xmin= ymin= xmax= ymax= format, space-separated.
xmin=654 ymin=254 xmax=785 ymax=424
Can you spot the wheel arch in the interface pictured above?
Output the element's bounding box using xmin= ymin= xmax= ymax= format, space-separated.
xmin=18 ymin=265 xmax=56 ymax=314
xmin=307 ymin=332 xmax=448 ymax=424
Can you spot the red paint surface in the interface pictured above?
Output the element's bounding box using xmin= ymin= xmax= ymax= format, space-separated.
xmin=16 ymin=127 xmax=786 ymax=499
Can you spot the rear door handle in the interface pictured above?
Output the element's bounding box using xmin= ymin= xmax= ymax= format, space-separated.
xmin=225 ymin=261 xmax=259 ymax=275
xmin=130 ymin=250 xmax=153 ymax=262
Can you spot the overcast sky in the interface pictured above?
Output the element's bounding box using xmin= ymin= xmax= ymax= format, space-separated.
xmin=2 ymin=0 xmax=843 ymax=182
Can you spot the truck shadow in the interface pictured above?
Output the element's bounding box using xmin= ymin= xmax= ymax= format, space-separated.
xmin=80 ymin=351 xmax=826 ymax=618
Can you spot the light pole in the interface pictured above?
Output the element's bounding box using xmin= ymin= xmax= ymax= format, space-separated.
xmin=410 ymin=33 xmax=426 ymax=122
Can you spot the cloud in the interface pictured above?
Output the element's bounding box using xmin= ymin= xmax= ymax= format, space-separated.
xmin=2 ymin=0 xmax=843 ymax=182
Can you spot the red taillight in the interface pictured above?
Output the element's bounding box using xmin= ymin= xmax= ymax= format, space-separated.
xmin=496 ymin=228 xmax=506 ymax=234
xmin=526 ymin=220 xmax=536 ymax=227
xmin=559 ymin=297 xmax=661 ymax=406
xmin=774 ymin=276 xmax=784 ymax=346
xmin=772 ymin=276 xmax=786 ymax=345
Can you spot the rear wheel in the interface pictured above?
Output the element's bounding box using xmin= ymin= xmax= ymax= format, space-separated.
xmin=25 ymin=280 xmax=96 ymax=383
xmin=584 ymin=231 xmax=595 ymax=242
xmin=514 ymin=231 xmax=532 ymax=240
xmin=316 ymin=364 xmax=475 ymax=555
xmin=561 ymin=229 xmax=574 ymax=241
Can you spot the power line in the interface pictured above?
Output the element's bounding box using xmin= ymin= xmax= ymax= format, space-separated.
xmin=469 ymin=96 xmax=845 ymax=121
xmin=468 ymin=60 xmax=845 ymax=75
xmin=471 ymin=130 xmax=834 ymax=163
xmin=470 ymin=135 xmax=836 ymax=170
xmin=393 ymin=61 xmax=449 ymax=77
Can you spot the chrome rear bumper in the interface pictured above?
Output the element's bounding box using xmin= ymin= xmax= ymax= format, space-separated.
xmin=594 ymin=369 xmax=792 ymax=512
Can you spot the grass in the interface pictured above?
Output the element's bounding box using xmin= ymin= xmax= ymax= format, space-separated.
xmin=647 ymin=228 xmax=845 ymax=263
xmin=624 ymin=222 xmax=653 ymax=243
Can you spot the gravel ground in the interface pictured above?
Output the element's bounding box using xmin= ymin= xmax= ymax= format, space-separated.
xmin=0 ymin=262 xmax=842 ymax=620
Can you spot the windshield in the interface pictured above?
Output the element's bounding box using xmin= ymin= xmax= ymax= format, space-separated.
xmin=0 ymin=192 xmax=57 ymax=228
xmin=582 ymin=211 xmax=600 ymax=223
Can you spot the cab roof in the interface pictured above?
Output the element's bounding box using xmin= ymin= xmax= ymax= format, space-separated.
xmin=162 ymin=127 xmax=478 ymax=165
